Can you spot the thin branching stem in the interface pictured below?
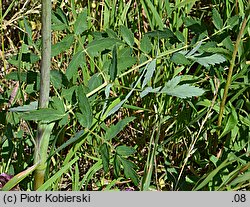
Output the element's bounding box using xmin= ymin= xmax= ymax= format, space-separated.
xmin=217 ymin=3 xmax=250 ymax=128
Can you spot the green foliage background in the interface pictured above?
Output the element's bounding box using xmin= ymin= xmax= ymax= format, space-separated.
xmin=0 ymin=0 xmax=249 ymax=191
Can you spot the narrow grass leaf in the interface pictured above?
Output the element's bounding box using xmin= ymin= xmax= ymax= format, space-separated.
xmin=100 ymin=143 xmax=110 ymax=174
xmin=142 ymin=162 xmax=153 ymax=190
xmin=230 ymin=171 xmax=250 ymax=186
xmin=109 ymin=45 xmax=117 ymax=81
xmin=73 ymin=162 xmax=80 ymax=191
xmin=216 ymin=166 xmax=242 ymax=190
xmin=74 ymin=8 xmax=88 ymax=35
xmin=106 ymin=69 xmax=146 ymax=117
xmin=143 ymin=0 xmax=164 ymax=30
xmin=174 ymin=0 xmax=198 ymax=10
xmin=37 ymin=157 xmax=78 ymax=191
xmin=101 ymin=97 xmax=121 ymax=121
xmin=219 ymin=110 xmax=238 ymax=139
xmin=142 ymin=59 xmax=156 ymax=88
xmin=1 ymin=164 xmax=38 ymax=191
xmin=105 ymin=117 xmax=135 ymax=141
xmin=52 ymin=130 xmax=85 ymax=156
xmin=79 ymin=160 xmax=102 ymax=190
xmin=104 ymin=178 xmax=122 ymax=190
xmin=193 ymin=158 xmax=231 ymax=191
xmin=120 ymin=25 xmax=134 ymax=47
xmin=2 ymin=0 xmax=16 ymax=19
xmin=119 ymin=0 xmax=132 ymax=25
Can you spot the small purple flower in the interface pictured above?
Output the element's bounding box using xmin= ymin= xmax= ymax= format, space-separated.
xmin=0 ymin=173 xmax=13 ymax=188
xmin=0 ymin=173 xmax=19 ymax=191
xmin=124 ymin=187 xmax=134 ymax=191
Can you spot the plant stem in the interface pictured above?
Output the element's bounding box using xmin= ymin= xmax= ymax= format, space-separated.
xmin=0 ymin=0 xmax=7 ymax=74
xmin=34 ymin=0 xmax=52 ymax=190
xmin=217 ymin=3 xmax=250 ymax=129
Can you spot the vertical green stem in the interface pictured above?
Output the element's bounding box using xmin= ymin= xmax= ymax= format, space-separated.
xmin=39 ymin=0 xmax=51 ymax=109
xmin=0 ymin=0 xmax=7 ymax=74
xmin=34 ymin=0 xmax=52 ymax=190
xmin=217 ymin=3 xmax=250 ymax=129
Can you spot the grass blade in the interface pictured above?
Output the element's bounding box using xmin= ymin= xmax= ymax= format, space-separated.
xmin=37 ymin=157 xmax=79 ymax=191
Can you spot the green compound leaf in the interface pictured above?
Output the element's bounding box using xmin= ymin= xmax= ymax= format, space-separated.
xmin=100 ymin=143 xmax=110 ymax=174
xmin=114 ymin=154 xmax=121 ymax=178
xmin=140 ymin=86 xmax=161 ymax=98
xmin=74 ymin=8 xmax=88 ymax=35
xmin=212 ymin=8 xmax=223 ymax=30
xmin=21 ymin=108 xmax=66 ymax=122
xmin=120 ymin=25 xmax=134 ymax=47
xmin=193 ymin=54 xmax=226 ymax=67
xmin=163 ymin=76 xmax=181 ymax=89
xmin=118 ymin=56 xmax=137 ymax=73
xmin=141 ymin=76 xmax=204 ymax=99
xmin=116 ymin=145 xmax=136 ymax=156
xmin=77 ymin=85 xmax=93 ymax=128
xmin=120 ymin=157 xmax=139 ymax=185
xmin=171 ymin=53 xmax=190 ymax=65
xmin=87 ymin=38 xmax=122 ymax=57
xmin=161 ymin=84 xmax=205 ymax=98
xmin=66 ymin=51 xmax=85 ymax=81
xmin=140 ymin=35 xmax=152 ymax=54
xmin=51 ymin=34 xmax=74 ymax=57
xmin=50 ymin=70 xmax=62 ymax=89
